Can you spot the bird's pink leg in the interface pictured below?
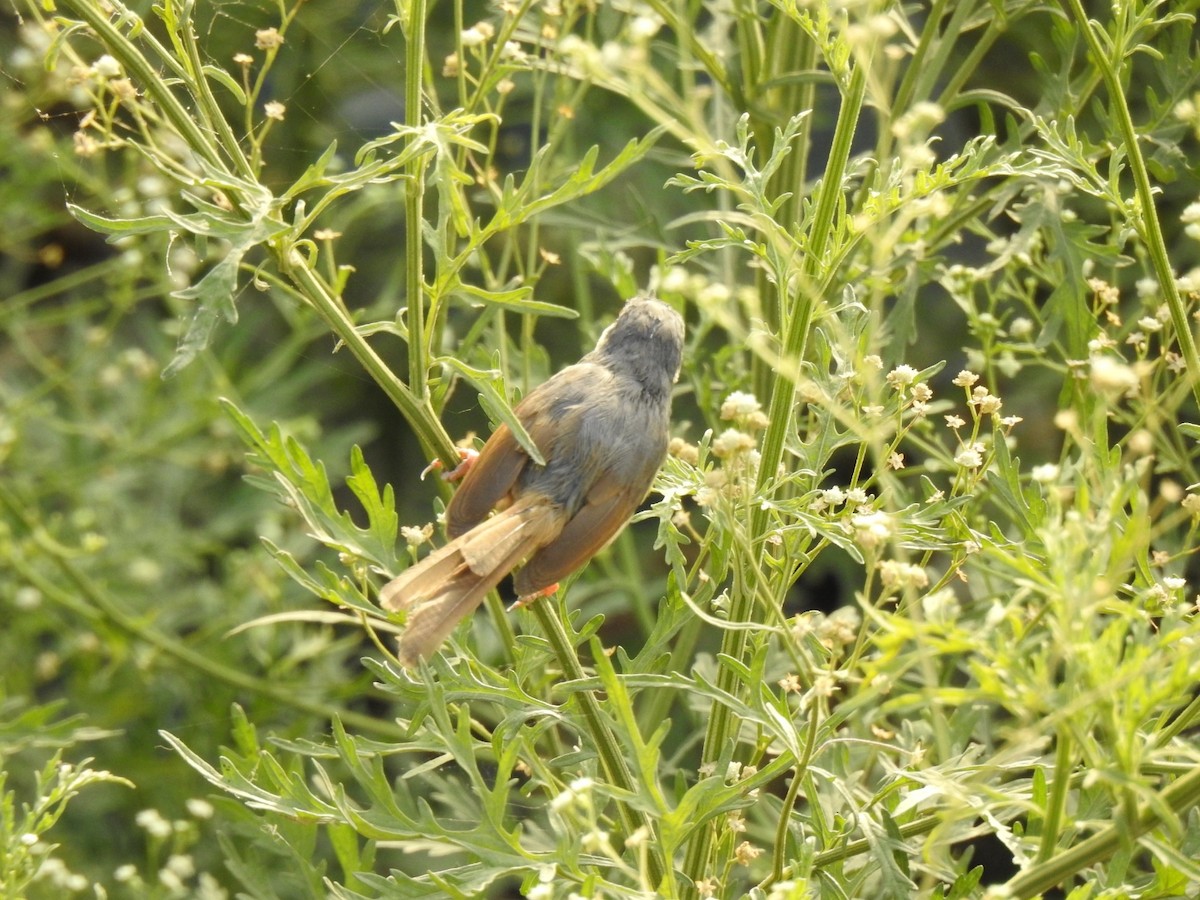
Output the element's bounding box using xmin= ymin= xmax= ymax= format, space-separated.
xmin=420 ymin=447 xmax=479 ymax=482
xmin=508 ymin=583 xmax=559 ymax=611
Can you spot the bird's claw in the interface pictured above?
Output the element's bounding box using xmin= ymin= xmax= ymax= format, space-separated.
xmin=508 ymin=583 xmax=559 ymax=611
xmin=420 ymin=447 xmax=479 ymax=482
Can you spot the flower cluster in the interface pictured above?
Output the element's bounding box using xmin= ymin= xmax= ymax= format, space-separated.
xmin=686 ymin=390 xmax=771 ymax=508
xmin=442 ymin=17 xmax=531 ymax=101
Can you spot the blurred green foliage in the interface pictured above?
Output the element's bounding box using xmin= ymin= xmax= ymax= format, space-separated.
xmin=4 ymin=0 xmax=1200 ymax=897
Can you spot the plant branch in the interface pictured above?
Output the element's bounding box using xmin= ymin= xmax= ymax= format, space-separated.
xmin=1061 ymin=0 xmax=1200 ymax=407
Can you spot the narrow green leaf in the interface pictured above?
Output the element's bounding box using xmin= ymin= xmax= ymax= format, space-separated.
xmin=453 ymin=283 xmax=578 ymax=318
xmin=202 ymin=63 xmax=247 ymax=105
xmin=67 ymin=203 xmax=174 ymax=238
xmin=439 ymin=357 xmax=546 ymax=465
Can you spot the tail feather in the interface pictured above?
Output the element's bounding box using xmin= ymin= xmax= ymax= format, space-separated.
xmin=379 ymin=497 xmax=566 ymax=666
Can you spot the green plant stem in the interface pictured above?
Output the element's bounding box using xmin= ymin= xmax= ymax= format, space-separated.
xmin=55 ymin=0 xmax=226 ymax=173
xmin=682 ymin=59 xmax=869 ymax=899
xmin=1061 ymin=0 xmax=1200 ymax=407
xmin=893 ymin=0 xmax=977 ymax=116
xmin=278 ymin=251 xmax=457 ymax=464
xmin=1154 ymin=691 xmax=1200 ymax=747
xmin=753 ymin=15 xmax=817 ymax=399
xmin=1003 ymin=762 xmax=1200 ymax=899
xmin=402 ymin=0 xmax=429 ymax=402
xmin=0 ymin=483 xmax=405 ymax=741
xmin=1036 ymin=729 xmax=1074 ymax=863
xmin=530 ymin=600 xmax=669 ymax=892
xmin=174 ymin=0 xmax=256 ymax=182
xmin=766 ymin=700 xmax=820 ymax=888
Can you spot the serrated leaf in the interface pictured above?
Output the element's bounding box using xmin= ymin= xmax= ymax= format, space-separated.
xmin=217 ymin=399 xmax=403 ymax=574
xmin=162 ymin=250 xmax=243 ymax=377
xmin=438 ymin=358 xmax=545 ymax=465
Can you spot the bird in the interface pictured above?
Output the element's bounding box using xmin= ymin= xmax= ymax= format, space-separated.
xmin=379 ymin=296 xmax=685 ymax=666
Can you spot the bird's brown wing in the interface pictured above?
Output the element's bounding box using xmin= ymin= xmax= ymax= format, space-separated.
xmin=445 ymin=366 xmax=597 ymax=537
xmin=513 ymin=470 xmax=649 ymax=597
xmin=444 ymin=421 xmax=526 ymax=538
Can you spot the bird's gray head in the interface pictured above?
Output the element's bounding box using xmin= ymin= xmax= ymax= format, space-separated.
xmin=593 ymin=297 xmax=685 ymax=394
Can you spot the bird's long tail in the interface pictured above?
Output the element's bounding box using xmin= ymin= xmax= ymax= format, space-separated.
xmin=379 ymin=496 xmax=565 ymax=666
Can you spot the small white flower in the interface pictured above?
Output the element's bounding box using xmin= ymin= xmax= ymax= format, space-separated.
xmin=820 ymin=486 xmax=846 ymax=507
xmin=697 ymin=282 xmax=732 ymax=305
xmin=165 ymin=855 xmax=195 ymax=878
xmin=952 ymin=370 xmax=979 ymax=388
xmin=93 ymin=54 xmax=122 ymax=78
xmin=625 ymin=825 xmax=651 ymax=847
xmin=1009 ymin=317 xmax=1034 ymax=338
xmin=14 ymin=587 xmax=41 ymax=609
xmin=712 ymin=428 xmax=755 ymax=458
xmin=886 ymin=364 xmax=919 ymax=389
xmin=185 ymin=798 xmax=214 ymax=819
xmin=1138 ymin=315 xmax=1164 ymax=332
xmin=720 ymin=391 xmax=762 ymax=420
xmin=628 ymin=15 xmax=662 ymax=40
xmin=135 ymin=809 xmax=173 ymax=839
xmin=1031 ymin=463 xmax=1059 ymax=484
xmin=922 ymin=588 xmax=961 ymax=624
xmin=1089 ymin=355 xmax=1139 ymax=394
xmin=852 ymin=510 xmax=893 ymax=548
xmin=460 ymin=23 xmax=493 ymax=46
xmin=954 ymin=444 xmax=983 ymax=468
xmin=879 ymin=560 xmax=928 ymax=590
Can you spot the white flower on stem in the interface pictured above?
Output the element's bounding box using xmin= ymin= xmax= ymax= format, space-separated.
xmin=886 ymin=365 xmax=919 ymax=390
xmin=852 ymin=510 xmax=893 ymax=549
xmin=954 ymin=443 xmax=984 ymax=468
xmin=952 ymin=370 xmax=979 ymax=388
xmin=1031 ymin=464 xmax=1059 ymax=484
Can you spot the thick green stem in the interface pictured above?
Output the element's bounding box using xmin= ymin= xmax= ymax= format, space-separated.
xmin=530 ymin=601 xmax=669 ymax=892
xmin=55 ymin=0 xmax=226 ymax=172
xmin=280 ymin=250 xmax=457 ymax=463
xmin=1061 ymin=0 xmax=1200 ymax=407
xmin=1036 ymin=730 xmax=1074 ymax=863
xmin=683 ymin=55 xmax=870 ymax=899
xmin=176 ymin=0 xmax=256 ymax=182
xmin=403 ymin=0 xmax=429 ymax=402
xmin=1004 ymin=763 xmax=1200 ymax=899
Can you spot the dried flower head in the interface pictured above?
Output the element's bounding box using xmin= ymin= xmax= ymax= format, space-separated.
xmin=712 ymin=428 xmax=756 ymax=459
xmin=255 ymin=28 xmax=284 ymax=51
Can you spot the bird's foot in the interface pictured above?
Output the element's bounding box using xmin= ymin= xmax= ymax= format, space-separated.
xmin=508 ymin=583 xmax=559 ymax=611
xmin=420 ymin=447 xmax=479 ymax=482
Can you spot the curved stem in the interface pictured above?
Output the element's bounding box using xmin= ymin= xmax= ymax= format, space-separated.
xmin=1004 ymin=763 xmax=1200 ymax=899
xmin=279 ymin=250 xmax=457 ymax=463
xmin=1061 ymin=0 xmax=1200 ymax=407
